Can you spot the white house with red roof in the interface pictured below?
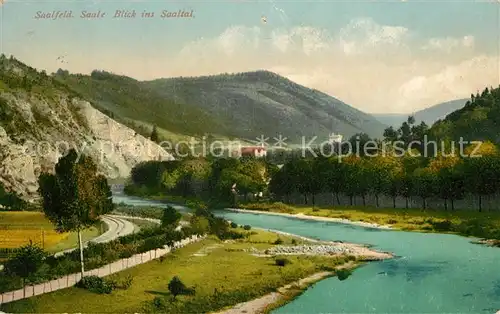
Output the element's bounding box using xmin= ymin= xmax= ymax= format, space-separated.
xmin=232 ymin=145 xmax=267 ymax=158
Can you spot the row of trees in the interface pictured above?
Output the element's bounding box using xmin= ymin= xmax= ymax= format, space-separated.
xmin=269 ymin=142 xmax=500 ymax=212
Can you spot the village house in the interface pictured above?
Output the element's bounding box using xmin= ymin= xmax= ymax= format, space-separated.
xmin=232 ymin=146 xmax=267 ymax=158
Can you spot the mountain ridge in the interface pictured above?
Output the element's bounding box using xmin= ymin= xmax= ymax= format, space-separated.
xmin=144 ymin=70 xmax=387 ymax=141
xmin=372 ymin=98 xmax=469 ymax=127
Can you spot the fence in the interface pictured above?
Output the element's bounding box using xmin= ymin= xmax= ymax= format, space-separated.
xmin=0 ymin=234 xmax=205 ymax=305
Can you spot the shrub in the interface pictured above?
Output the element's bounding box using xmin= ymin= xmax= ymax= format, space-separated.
xmin=218 ymin=230 xmax=245 ymax=240
xmin=275 ymin=258 xmax=291 ymax=267
xmin=190 ymin=216 xmax=210 ymax=235
xmin=76 ymin=276 xmax=115 ymax=294
xmin=152 ymin=296 xmax=167 ymax=310
xmin=117 ymin=275 xmax=133 ymax=290
xmin=291 ymin=239 xmax=297 ymax=245
xmin=230 ymin=222 xmax=238 ymax=228
xmin=336 ymin=269 xmax=352 ymax=281
xmin=387 ymin=219 xmax=397 ymax=224
xmin=139 ymin=236 xmax=166 ymax=252
xmin=161 ymin=206 xmax=181 ymax=228
xmin=431 ymin=219 xmax=453 ymax=232
xmin=273 ymin=238 xmax=283 ymax=245
xmin=346 ymin=255 xmax=357 ymax=261
xmin=243 ymin=225 xmax=251 ymax=230
xmin=4 ymin=242 xmax=48 ymax=285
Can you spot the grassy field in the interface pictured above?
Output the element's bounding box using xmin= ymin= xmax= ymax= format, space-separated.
xmin=0 ymin=212 xmax=68 ymax=249
xmin=45 ymin=222 xmax=106 ymax=253
xmin=240 ymin=202 xmax=500 ymax=241
xmin=0 ymin=212 xmax=105 ymax=253
xmin=1 ymin=229 xmax=355 ymax=313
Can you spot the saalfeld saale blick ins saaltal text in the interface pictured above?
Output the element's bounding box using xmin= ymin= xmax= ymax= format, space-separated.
xmin=34 ymin=10 xmax=194 ymax=20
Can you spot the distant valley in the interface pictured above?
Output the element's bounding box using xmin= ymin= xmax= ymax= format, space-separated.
xmin=373 ymin=99 xmax=469 ymax=127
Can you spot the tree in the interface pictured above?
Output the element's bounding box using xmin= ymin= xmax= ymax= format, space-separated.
xmin=411 ymin=168 xmax=436 ymax=210
xmin=325 ymin=157 xmax=345 ymax=206
xmin=463 ymin=155 xmax=500 ymax=212
xmin=383 ymin=126 xmax=399 ymax=142
xmin=0 ymin=182 xmax=27 ymax=211
xmin=436 ymin=164 xmax=465 ymax=211
xmin=189 ymin=215 xmax=210 ymax=235
xmin=367 ymin=155 xmax=400 ymax=207
xmin=38 ymin=149 xmax=114 ymax=278
xmin=4 ymin=242 xmax=48 ymax=294
xmin=150 ymin=125 xmax=159 ymax=143
xmin=161 ymin=206 xmax=181 ymax=228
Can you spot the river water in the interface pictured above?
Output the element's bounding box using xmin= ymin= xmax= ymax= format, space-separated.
xmin=113 ymin=193 xmax=500 ymax=313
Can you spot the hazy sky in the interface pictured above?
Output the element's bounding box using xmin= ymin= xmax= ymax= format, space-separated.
xmin=1 ymin=0 xmax=499 ymax=113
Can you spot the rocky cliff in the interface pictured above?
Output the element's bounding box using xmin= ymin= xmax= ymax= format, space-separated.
xmin=0 ymin=56 xmax=174 ymax=200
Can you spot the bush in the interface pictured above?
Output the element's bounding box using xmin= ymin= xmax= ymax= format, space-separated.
xmin=139 ymin=236 xmax=166 ymax=252
xmin=275 ymin=257 xmax=291 ymax=267
xmin=190 ymin=216 xmax=211 ymax=235
xmin=76 ymin=276 xmax=115 ymax=294
xmin=243 ymin=225 xmax=251 ymax=230
xmin=431 ymin=219 xmax=453 ymax=232
xmin=230 ymin=222 xmax=238 ymax=228
xmin=115 ymin=275 xmax=133 ymax=290
xmin=152 ymin=296 xmax=167 ymax=310
xmin=4 ymin=242 xmax=48 ymax=285
xmin=161 ymin=206 xmax=182 ymax=228
xmin=336 ymin=269 xmax=352 ymax=281
xmin=291 ymin=239 xmax=297 ymax=245
xmin=273 ymin=238 xmax=283 ymax=245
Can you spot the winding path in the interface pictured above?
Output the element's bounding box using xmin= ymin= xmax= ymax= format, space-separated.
xmin=53 ymin=215 xmax=137 ymax=257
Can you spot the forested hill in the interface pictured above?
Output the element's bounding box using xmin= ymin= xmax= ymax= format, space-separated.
xmin=143 ymin=70 xmax=388 ymax=141
xmin=429 ymin=86 xmax=500 ymax=143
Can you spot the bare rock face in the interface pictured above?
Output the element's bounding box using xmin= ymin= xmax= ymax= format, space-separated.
xmin=0 ymin=91 xmax=173 ymax=200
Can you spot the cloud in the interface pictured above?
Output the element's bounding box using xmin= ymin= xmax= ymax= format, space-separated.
xmin=167 ymin=18 xmax=497 ymax=114
xmin=25 ymin=17 xmax=492 ymax=115
xmin=338 ymin=17 xmax=409 ymax=55
xmin=422 ymin=35 xmax=475 ymax=53
xmin=398 ymin=56 xmax=499 ymax=111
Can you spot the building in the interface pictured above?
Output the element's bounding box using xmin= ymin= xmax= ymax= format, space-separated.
xmin=233 ymin=146 xmax=267 ymax=158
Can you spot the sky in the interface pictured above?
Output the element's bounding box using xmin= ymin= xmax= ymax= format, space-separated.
xmin=0 ymin=0 xmax=499 ymax=114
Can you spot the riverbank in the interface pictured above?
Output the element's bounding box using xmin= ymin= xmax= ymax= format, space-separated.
xmin=214 ymin=262 xmax=357 ymax=314
xmin=2 ymin=227 xmax=391 ymax=313
xmin=225 ymin=208 xmax=393 ymax=230
xmin=234 ymin=203 xmax=500 ymax=246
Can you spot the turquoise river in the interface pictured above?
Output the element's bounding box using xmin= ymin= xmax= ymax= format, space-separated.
xmin=114 ymin=194 xmax=500 ymax=313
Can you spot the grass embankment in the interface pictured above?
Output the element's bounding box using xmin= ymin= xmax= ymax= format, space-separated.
xmin=112 ymin=205 xmax=191 ymax=223
xmin=240 ymin=202 xmax=500 ymax=243
xmin=1 ymin=229 xmax=357 ymax=313
xmin=0 ymin=212 xmax=105 ymax=253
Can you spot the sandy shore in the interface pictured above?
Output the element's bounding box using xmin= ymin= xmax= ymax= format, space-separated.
xmin=213 ymin=262 xmax=356 ymax=314
xmin=224 ymin=208 xmax=393 ymax=229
